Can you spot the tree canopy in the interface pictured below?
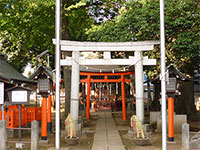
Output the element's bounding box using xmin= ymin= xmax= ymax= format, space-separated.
xmin=0 ymin=0 xmax=55 ymax=72
xmin=87 ymin=0 xmax=200 ymax=76
xmin=0 ymin=0 xmax=122 ymax=71
xmin=0 ymin=0 xmax=199 ymax=76
xmin=63 ymin=0 xmax=126 ymax=40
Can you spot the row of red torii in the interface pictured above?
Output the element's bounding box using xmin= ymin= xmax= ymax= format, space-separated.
xmin=53 ymin=40 xmax=160 ymax=127
xmin=80 ymin=71 xmax=134 ymax=120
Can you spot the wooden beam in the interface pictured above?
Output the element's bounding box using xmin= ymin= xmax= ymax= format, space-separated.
xmin=80 ymin=77 xmax=132 ymax=83
xmin=90 ymin=79 xmax=122 ymax=83
xmin=80 ymin=71 xmax=134 ymax=76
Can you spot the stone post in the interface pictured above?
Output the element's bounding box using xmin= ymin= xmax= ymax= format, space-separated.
xmin=0 ymin=120 xmax=7 ymax=150
xmin=134 ymin=51 xmax=144 ymax=123
xmin=70 ymin=51 xmax=80 ymax=131
xmin=31 ymin=120 xmax=39 ymax=150
xmin=182 ymin=123 xmax=189 ymax=150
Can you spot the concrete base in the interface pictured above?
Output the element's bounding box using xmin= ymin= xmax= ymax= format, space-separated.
xmin=65 ymin=137 xmax=79 ymax=145
xmin=157 ymin=114 xmax=187 ymax=133
xmin=48 ymin=147 xmax=70 ymax=150
xmin=127 ymin=129 xmax=152 ymax=142
xmin=134 ymin=137 xmax=150 ymax=146
xmin=39 ymin=139 xmax=49 ymax=145
xmin=167 ymin=140 xmax=177 ymax=144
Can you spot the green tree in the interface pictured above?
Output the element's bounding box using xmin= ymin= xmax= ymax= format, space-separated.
xmin=0 ymin=0 xmax=55 ymax=72
xmin=62 ymin=0 xmax=126 ymax=40
xmin=63 ymin=0 xmax=94 ymax=41
xmin=0 ymin=0 xmax=127 ymax=72
xmin=87 ymin=0 xmax=200 ymax=76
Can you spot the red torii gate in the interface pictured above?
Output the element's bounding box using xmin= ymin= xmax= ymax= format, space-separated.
xmin=80 ymin=71 xmax=134 ymax=120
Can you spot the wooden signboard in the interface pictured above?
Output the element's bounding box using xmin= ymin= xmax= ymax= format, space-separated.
xmin=6 ymin=86 xmax=31 ymax=104
xmin=12 ymin=91 xmax=28 ymax=103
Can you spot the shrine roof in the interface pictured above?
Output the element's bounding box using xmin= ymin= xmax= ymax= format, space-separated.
xmin=29 ymin=65 xmax=53 ymax=80
xmin=0 ymin=54 xmax=35 ymax=84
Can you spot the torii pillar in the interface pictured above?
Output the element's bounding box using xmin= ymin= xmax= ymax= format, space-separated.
xmin=134 ymin=51 xmax=144 ymax=123
xmin=70 ymin=51 xmax=80 ymax=129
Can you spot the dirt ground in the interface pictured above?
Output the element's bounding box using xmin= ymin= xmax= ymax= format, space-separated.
xmin=6 ymin=111 xmax=200 ymax=150
xmin=113 ymin=111 xmax=200 ymax=150
xmin=7 ymin=114 xmax=98 ymax=150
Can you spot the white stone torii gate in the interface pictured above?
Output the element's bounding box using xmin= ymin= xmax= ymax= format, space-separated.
xmin=53 ymin=39 xmax=159 ymax=125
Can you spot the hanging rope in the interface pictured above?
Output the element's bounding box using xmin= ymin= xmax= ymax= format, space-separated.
xmin=70 ymin=54 xmax=144 ymax=72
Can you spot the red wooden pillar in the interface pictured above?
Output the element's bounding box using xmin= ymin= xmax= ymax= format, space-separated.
xmin=41 ymin=97 xmax=47 ymax=140
xmin=86 ymin=75 xmax=91 ymax=120
xmin=168 ymin=97 xmax=174 ymax=141
xmin=121 ymin=75 xmax=126 ymax=120
xmin=47 ymin=95 xmax=52 ymax=133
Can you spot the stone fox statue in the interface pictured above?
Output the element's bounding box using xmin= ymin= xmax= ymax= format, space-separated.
xmin=131 ymin=115 xmax=145 ymax=139
xmin=65 ymin=113 xmax=76 ymax=138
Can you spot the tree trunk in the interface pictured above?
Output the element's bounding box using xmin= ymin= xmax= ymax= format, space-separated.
xmin=63 ymin=67 xmax=71 ymax=117
xmin=150 ymin=83 xmax=161 ymax=111
xmin=175 ymin=81 xmax=200 ymax=120
xmin=147 ymin=79 xmax=152 ymax=111
xmin=61 ymin=0 xmax=70 ymax=40
xmin=61 ymin=0 xmax=71 ymax=119
xmin=147 ymin=79 xmax=152 ymax=102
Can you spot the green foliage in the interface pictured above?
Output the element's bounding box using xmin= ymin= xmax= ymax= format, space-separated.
xmin=87 ymin=0 xmax=200 ymax=77
xmin=0 ymin=0 xmax=55 ymax=72
xmin=64 ymin=1 xmax=94 ymax=41
xmin=66 ymin=0 xmax=87 ymax=11
xmin=1 ymin=0 xmax=199 ymax=76
xmin=87 ymin=1 xmax=160 ymax=41
xmin=164 ymin=0 xmax=200 ymax=75
xmin=63 ymin=0 xmax=125 ymax=41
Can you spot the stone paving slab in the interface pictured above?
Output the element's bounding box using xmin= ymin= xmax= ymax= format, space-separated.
xmin=91 ymin=112 xmax=125 ymax=150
